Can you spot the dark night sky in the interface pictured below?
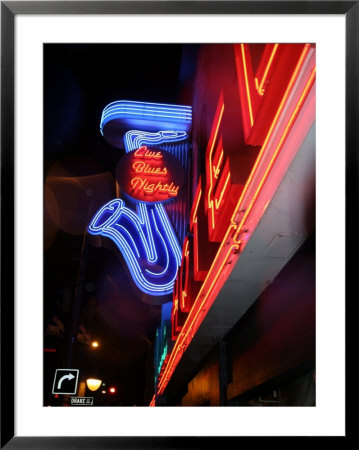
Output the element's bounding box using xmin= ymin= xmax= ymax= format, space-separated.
xmin=43 ymin=44 xmax=198 ymax=406
xmin=44 ymin=44 xmax=189 ymax=171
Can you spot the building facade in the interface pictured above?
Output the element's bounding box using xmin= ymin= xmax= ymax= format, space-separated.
xmin=152 ymin=43 xmax=316 ymax=406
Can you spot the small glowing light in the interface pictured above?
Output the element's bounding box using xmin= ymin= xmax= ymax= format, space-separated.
xmin=91 ymin=341 xmax=99 ymax=348
xmin=109 ymin=387 xmax=116 ymax=394
xmin=86 ymin=378 xmax=102 ymax=392
xmin=101 ymin=390 xmax=106 ymax=394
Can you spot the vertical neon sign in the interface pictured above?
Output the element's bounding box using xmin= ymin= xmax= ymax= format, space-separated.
xmin=88 ymin=100 xmax=191 ymax=297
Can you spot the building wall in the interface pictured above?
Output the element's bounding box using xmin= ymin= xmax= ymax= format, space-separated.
xmin=157 ymin=43 xmax=316 ymax=404
xmin=181 ymin=351 xmax=220 ymax=406
xmin=178 ymin=235 xmax=315 ymax=406
xmin=227 ymin=234 xmax=315 ymax=402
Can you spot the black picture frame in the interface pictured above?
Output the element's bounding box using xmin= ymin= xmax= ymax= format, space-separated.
xmin=1 ymin=1 xmax=353 ymax=448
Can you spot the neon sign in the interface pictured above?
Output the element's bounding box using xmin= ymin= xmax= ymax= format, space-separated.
xmin=132 ymin=161 xmax=168 ymax=176
xmin=88 ymin=199 xmax=182 ymax=296
xmin=156 ymin=43 xmax=316 ymax=396
xmin=134 ymin=147 xmax=163 ymax=159
xmin=130 ymin=179 xmax=179 ymax=198
xmin=116 ymin=146 xmax=184 ymax=203
xmin=90 ymin=100 xmax=190 ymax=298
xmin=124 ymin=130 xmax=188 ymax=153
xmin=100 ymin=100 xmax=192 ymax=135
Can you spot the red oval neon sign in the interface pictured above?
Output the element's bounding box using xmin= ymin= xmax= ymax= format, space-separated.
xmin=116 ymin=146 xmax=184 ymax=203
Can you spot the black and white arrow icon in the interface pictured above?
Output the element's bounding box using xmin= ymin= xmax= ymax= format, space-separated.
xmin=52 ymin=369 xmax=79 ymax=395
xmin=57 ymin=373 xmax=75 ymax=389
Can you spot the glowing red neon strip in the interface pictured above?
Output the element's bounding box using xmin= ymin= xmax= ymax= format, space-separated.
xmin=158 ymin=239 xmax=238 ymax=393
xmin=213 ymin=149 xmax=224 ymax=179
xmin=233 ymin=48 xmax=314 ymax=240
xmin=241 ymin=44 xmax=254 ymax=126
xmin=254 ymin=44 xmax=279 ymax=95
xmin=149 ymin=395 xmax=156 ymax=407
xmin=158 ymin=45 xmax=314 ymax=395
xmin=214 ymin=170 xmax=231 ymax=210
xmin=189 ymin=243 xmax=239 ymax=328
xmin=230 ymin=44 xmax=311 ymax=231
xmin=190 ymin=179 xmax=202 ymax=228
xmin=190 ymin=181 xmax=203 ymax=278
xmin=207 ymin=104 xmax=225 ymax=232
xmin=234 ymin=66 xmax=316 ymax=241
xmin=172 ymin=297 xmax=179 ymax=323
xmin=180 ymin=239 xmax=190 ymax=310
xmin=193 ymin=223 xmax=202 ymax=280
